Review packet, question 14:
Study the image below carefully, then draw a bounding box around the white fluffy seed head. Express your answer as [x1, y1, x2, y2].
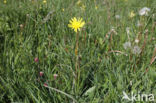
[139, 7, 150, 16]
[132, 46, 141, 55]
[123, 42, 131, 50]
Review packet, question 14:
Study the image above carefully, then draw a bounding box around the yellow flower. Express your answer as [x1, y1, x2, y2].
[76, 0, 82, 6]
[129, 11, 135, 18]
[68, 17, 85, 33]
[4, 0, 7, 4]
[43, 0, 46, 3]
[62, 8, 64, 12]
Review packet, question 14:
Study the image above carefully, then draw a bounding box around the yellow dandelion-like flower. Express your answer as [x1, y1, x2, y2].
[129, 11, 135, 18]
[68, 17, 85, 33]
[62, 8, 64, 12]
[43, 0, 47, 3]
[4, 0, 7, 4]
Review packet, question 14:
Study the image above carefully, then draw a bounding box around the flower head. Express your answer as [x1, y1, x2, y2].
[34, 57, 39, 62]
[123, 42, 131, 50]
[53, 74, 58, 80]
[129, 11, 135, 18]
[126, 27, 130, 34]
[135, 39, 139, 43]
[44, 83, 48, 87]
[115, 15, 121, 19]
[62, 8, 64, 12]
[4, 0, 7, 4]
[132, 46, 141, 55]
[139, 7, 150, 16]
[76, 0, 82, 6]
[39, 72, 44, 77]
[43, 0, 47, 3]
[68, 17, 85, 33]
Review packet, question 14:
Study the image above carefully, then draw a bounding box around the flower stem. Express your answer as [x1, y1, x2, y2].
[75, 32, 79, 79]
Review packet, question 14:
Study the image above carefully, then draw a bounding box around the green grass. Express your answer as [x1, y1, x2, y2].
[0, 0, 156, 103]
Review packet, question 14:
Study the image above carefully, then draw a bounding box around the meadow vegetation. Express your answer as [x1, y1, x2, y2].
[0, 0, 156, 102]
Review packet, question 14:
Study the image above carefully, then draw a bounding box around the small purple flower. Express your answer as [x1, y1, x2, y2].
[39, 72, 44, 77]
[44, 83, 48, 87]
[34, 57, 39, 62]
[53, 74, 58, 80]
